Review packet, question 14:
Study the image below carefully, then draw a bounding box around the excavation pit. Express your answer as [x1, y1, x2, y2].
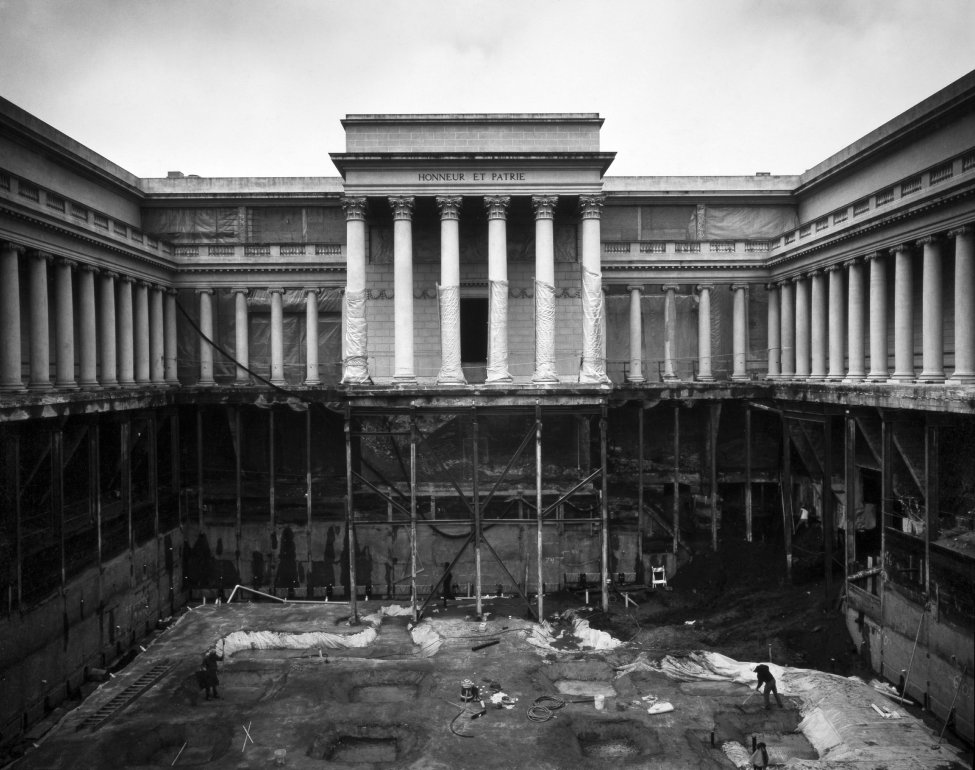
[309, 661, 434, 704]
[571, 720, 662, 762]
[554, 679, 617, 698]
[111, 722, 232, 767]
[713, 709, 818, 764]
[309, 724, 422, 764]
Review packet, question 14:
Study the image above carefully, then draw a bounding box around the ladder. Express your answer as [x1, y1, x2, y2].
[76, 663, 175, 731]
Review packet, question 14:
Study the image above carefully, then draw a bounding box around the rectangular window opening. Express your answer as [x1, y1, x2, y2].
[460, 297, 488, 384]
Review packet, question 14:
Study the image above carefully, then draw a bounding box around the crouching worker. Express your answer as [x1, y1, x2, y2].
[200, 643, 224, 700]
[753, 663, 783, 710]
[750, 740, 769, 769]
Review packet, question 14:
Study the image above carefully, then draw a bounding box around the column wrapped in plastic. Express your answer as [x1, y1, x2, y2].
[486, 279, 510, 382]
[534, 278, 557, 381]
[580, 267, 607, 382]
[342, 288, 370, 383]
[437, 283, 465, 384]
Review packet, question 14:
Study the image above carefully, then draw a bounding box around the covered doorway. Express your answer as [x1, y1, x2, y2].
[460, 297, 488, 384]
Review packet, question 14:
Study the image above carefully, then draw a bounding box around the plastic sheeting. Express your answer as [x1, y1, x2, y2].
[248, 207, 345, 243]
[533, 279, 557, 380]
[436, 284, 465, 383]
[343, 288, 370, 384]
[641, 205, 698, 241]
[703, 205, 797, 241]
[141, 207, 238, 243]
[486, 280, 509, 382]
[579, 267, 607, 383]
[220, 625, 378, 656]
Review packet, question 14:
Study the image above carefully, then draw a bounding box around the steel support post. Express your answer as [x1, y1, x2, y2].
[196, 408, 203, 529]
[844, 412, 856, 594]
[782, 416, 793, 582]
[306, 408, 313, 596]
[881, 413, 892, 675]
[536, 404, 543, 619]
[672, 405, 680, 555]
[472, 408, 482, 618]
[745, 407, 753, 542]
[269, 409, 275, 530]
[53, 425, 65, 587]
[122, 417, 132, 553]
[149, 414, 158, 538]
[410, 409, 418, 623]
[637, 403, 645, 578]
[345, 408, 357, 623]
[235, 407, 242, 578]
[823, 417, 834, 599]
[709, 404, 719, 552]
[924, 418, 938, 597]
[600, 406, 609, 613]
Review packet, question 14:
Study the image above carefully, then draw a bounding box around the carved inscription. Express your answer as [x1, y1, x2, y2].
[417, 171, 527, 182]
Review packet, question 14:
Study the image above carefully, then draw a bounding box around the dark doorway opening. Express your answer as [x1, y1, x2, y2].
[461, 297, 488, 383]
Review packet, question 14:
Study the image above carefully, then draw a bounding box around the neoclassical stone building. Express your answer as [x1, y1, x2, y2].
[1, 71, 973, 745]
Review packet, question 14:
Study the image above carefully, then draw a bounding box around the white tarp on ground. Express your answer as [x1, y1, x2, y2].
[220, 625, 378, 656]
[525, 612, 623, 652]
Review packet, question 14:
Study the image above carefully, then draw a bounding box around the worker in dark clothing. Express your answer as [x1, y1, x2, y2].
[753, 664, 783, 709]
[750, 740, 769, 768]
[441, 562, 454, 606]
[201, 643, 224, 700]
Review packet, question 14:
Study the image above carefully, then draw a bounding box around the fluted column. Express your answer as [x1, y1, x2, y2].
[765, 283, 780, 379]
[918, 236, 944, 382]
[390, 196, 416, 384]
[579, 194, 608, 384]
[436, 196, 465, 385]
[232, 287, 250, 384]
[731, 282, 748, 381]
[889, 244, 915, 382]
[696, 284, 714, 382]
[662, 284, 679, 381]
[269, 287, 286, 386]
[844, 258, 866, 382]
[826, 265, 845, 381]
[626, 285, 645, 383]
[484, 195, 512, 383]
[532, 195, 558, 383]
[305, 287, 321, 385]
[196, 288, 215, 386]
[53, 258, 78, 388]
[117, 276, 135, 386]
[809, 269, 827, 380]
[949, 226, 975, 383]
[866, 252, 888, 381]
[164, 289, 179, 386]
[149, 286, 165, 386]
[28, 252, 52, 390]
[341, 196, 371, 384]
[794, 275, 811, 378]
[77, 265, 98, 388]
[779, 280, 795, 378]
[99, 271, 118, 387]
[0, 243, 24, 390]
[133, 280, 150, 386]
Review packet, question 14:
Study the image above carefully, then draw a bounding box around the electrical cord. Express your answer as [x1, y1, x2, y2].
[526, 694, 566, 722]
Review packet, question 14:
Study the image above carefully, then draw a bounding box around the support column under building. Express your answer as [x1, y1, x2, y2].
[949, 226, 975, 383]
[918, 236, 944, 382]
[662, 284, 679, 381]
[486, 196, 512, 383]
[844, 257, 866, 382]
[342, 196, 371, 384]
[77, 264, 99, 388]
[627, 285, 646, 382]
[579, 195, 608, 384]
[889, 243, 915, 382]
[731, 282, 748, 380]
[695, 284, 714, 381]
[196, 288, 215, 386]
[0, 243, 24, 390]
[827, 265, 845, 380]
[766, 283, 780, 379]
[794, 274, 811, 379]
[779, 280, 795, 378]
[54, 258, 77, 389]
[390, 196, 416, 385]
[532, 196, 558, 383]
[305, 287, 321, 385]
[232, 288, 250, 384]
[99, 271, 118, 387]
[436, 196, 465, 384]
[269, 287, 286, 386]
[866, 252, 888, 381]
[28, 252, 52, 390]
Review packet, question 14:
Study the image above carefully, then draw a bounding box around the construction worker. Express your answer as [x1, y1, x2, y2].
[753, 664, 783, 709]
[201, 642, 224, 700]
[750, 741, 769, 768]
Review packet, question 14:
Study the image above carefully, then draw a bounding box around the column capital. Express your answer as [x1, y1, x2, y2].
[765, 282, 779, 292]
[661, 283, 680, 293]
[103, 270, 120, 280]
[579, 194, 605, 220]
[530, 195, 557, 220]
[730, 282, 749, 292]
[695, 283, 714, 293]
[303, 286, 320, 295]
[915, 234, 942, 248]
[790, 275, 803, 284]
[119, 274, 136, 284]
[194, 286, 213, 295]
[0, 241, 25, 255]
[388, 196, 415, 220]
[268, 286, 285, 295]
[825, 264, 842, 274]
[486, 195, 512, 220]
[137, 279, 152, 289]
[340, 196, 368, 222]
[626, 284, 644, 293]
[230, 286, 249, 296]
[843, 256, 861, 267]
[948, 224, 974, 238]
[889, 242, 913, 255]
[56, 257, 78, 269]
[436, 196, 463, 220]
[31, 250, 53, 264]
[165, 287, 178, 296]
[79, 262, 99, 273]
[863, 250, 884, 262]
[807, 268, 823, 278]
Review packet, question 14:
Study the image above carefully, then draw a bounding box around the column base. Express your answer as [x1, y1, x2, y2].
[165, 379, 180, 387]
[578, 373, 611, 385]
[531, 374, 560, 384]
[917, 371, 945, 383]
[695, 375, 716, 383]
[392, 375, 417, 387]
[269, 378, 287, 387]
[28, 382, 53, 391]
[79, 380, 101, 390]
[663, 374, 680, 382]
[946, 372, 975, 384]
[304, 379, 322, 386]
[806, 374, 827, 381]
[55, 380, 79, 389]
[625, 376, 647, 384]
[886, 373, 915, 383]
[485, 375, 513, 385]
[0, 383, 26, 392]
[866, 372, 888, 382]
[842, 373, 866, 383]
[730, 373, 750, 382]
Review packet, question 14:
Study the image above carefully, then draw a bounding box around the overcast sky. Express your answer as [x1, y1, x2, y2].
[1, 0, 972, 179]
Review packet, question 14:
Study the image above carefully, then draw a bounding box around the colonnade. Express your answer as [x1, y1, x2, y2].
[340, 194, 609, 386]
[765, 225, 975, 384]
[0, 242, 179, 391]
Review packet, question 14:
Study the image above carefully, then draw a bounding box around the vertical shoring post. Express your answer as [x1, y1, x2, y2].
[672, 404, 680, 556]
[924, 417, 937, 597]
[345, 406, 357, 623]
[235, 407, 242, 579]
[881, 413, 892, 675]
[306, 407, 313, 596]
[845, 411, 856, 596]
[13, 430, 22, 609]
[600, 405, 609, 613]
[171, 412, 181, 526]
[745, 407, 753, 543]
[535, 402, 543, 619]
[53, 423, 64, 588]
[94, 423, 102, 589]
[149, 414, 158, 538]
[196, 408, 203, 529]
[122, 417, 132, 554]
[473, 406, 482, 618]
[637, 403, 645, 576]
[269, 409, 275, 531]
[823, 415, 834, 600]
[782, 415, 793, 582]
[709, 404, 719, 552]
[87, 421, 97, 574]
[410, 406, 418, 623]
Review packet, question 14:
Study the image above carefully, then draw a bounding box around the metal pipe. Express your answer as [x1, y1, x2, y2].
[345, 408, 358, 623]
[410, 408, 418, 623]
[473, 408, 482, 618]
[536, 403, 543, 619]
[673, 405, 680, 556]
[637, 403, 645, 576]
[782, 415, 793, 582]
[600, 406, 609, 613]
[745, 407, 753, 543]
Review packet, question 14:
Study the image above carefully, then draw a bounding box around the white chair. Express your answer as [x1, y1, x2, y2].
[650, 566, 667, 588]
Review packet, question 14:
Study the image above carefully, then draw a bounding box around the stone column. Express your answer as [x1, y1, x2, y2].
[889, 244, 915, 382]
[269, 287, 286, 386]
[28, 252, 52, 390]
[779, 280, 795, 378]
[0, 243, 24, 390]
[696, 284, 714, 382]
[99, 271, 118, 387]
[305, 287, 321, 385]
[196, 288, 215, 386]
[662, 284, 680, 381]
[164, 289, 179, 386]
[117, 276, 135, 386]
[53, 258, 78, 389]
[579, 194, 608, 383]
[731, 282, 748, 381]
[232, 287, 250, 384]
[341, 197, 371, 384]
[626, 285, 646, 383]
[133, 280, 150, 386]
[484, 195, 512, 383]
[436, 196, 465, 384]
[390, 196, 416, 385]
[794, 275, 811, 378]
[866, 252, 888, 381]
[766, 283, 780, 379]
[826, 265, 845, 380]
[532, 196, 558, 383]
[77, 265, 99, 388]
[810, 269, 827, 380]
[918, 236, 944, 383]
[949, 226, 975, 383]
[149, 286, 165, 386]
[844, 258, 866, 382]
